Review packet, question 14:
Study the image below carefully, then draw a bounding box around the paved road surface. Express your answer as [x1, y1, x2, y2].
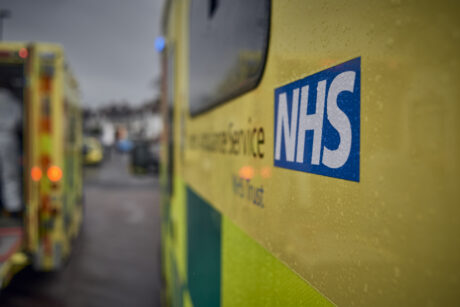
[0, 153, 161, 307]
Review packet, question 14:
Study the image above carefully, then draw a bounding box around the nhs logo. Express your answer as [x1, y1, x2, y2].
[274, 58, 360, 182]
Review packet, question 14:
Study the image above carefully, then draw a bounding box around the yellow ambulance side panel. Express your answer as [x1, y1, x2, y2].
[179, 0, 460, 305]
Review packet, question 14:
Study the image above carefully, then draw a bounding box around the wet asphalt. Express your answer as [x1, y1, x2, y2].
[0, 152, 162, 307]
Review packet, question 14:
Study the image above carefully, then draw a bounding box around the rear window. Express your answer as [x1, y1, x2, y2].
[0, 62, 25, 102]
[188, 0, 270, 115]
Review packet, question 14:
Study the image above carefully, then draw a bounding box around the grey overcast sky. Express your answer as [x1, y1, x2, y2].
[1, 0, 165, 107]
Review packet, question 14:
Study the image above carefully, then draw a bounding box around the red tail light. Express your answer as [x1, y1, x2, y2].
[18, 48, 28, 59]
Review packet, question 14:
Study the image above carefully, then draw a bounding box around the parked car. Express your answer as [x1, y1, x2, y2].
[130, 141, 159, 174]
[82, 137, 103, 165]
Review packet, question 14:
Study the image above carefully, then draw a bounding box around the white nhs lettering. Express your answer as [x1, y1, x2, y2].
[275, 71, 356, 169]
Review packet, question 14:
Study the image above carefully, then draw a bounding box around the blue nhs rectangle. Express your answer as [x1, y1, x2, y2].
[274, 58, 360, 182]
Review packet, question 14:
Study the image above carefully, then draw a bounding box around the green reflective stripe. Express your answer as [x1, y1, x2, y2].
[39, 134, 51, 154]
[162, 177, 188, 307]
[222, 217, 334, 307]
[186, 187, 221, 307]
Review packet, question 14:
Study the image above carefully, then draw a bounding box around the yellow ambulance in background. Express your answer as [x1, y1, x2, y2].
[0, 42, 83, 287]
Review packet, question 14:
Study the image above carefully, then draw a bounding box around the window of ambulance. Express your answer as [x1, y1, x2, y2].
[188, 0, 270, 115]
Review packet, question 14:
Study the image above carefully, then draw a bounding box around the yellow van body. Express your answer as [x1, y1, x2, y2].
[83, 137, 103, 165]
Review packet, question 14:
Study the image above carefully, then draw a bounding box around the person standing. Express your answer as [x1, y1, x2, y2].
[101, 120, 115, 160]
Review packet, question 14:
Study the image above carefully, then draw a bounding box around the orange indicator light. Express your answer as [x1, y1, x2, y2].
[47, 166, 62, 182]
[31, 166, 42, 181]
